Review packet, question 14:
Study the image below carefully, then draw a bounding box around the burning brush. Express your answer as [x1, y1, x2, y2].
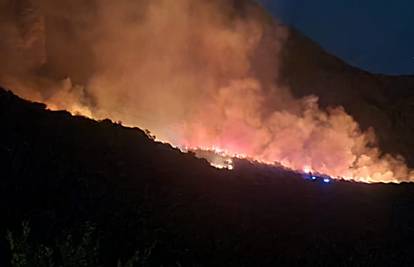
[189, 148, 235, 170]
[0, 0, 412, 184]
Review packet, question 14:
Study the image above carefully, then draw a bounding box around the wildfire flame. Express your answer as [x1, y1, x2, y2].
[0, 0, 413, 183]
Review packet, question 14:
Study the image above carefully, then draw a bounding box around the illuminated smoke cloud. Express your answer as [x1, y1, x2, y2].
[0, 0, 412, 183]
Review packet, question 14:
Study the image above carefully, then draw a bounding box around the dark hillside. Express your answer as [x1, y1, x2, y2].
[279, 28, 414, 165]
[1, 88, 414, 266]
[221, 0, 414, 166]
[2, 0, 413, 166]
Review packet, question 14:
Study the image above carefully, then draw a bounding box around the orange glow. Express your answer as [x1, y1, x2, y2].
[0, 0, 412, 184]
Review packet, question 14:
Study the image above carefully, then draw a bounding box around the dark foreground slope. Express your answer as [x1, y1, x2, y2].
[1, 88, 414, 266]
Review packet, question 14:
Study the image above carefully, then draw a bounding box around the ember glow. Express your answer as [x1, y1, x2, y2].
[191, 148, 235, 170]
[0, 0, 413, 183]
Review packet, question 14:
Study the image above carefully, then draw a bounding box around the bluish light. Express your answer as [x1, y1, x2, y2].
[323, 178, 331, 183]
[311, 176, 317, 180]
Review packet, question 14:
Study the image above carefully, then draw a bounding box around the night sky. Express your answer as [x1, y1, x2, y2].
[257, 0, 414, 75]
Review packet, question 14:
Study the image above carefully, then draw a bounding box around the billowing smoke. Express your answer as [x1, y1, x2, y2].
[0, 0, 413, 183]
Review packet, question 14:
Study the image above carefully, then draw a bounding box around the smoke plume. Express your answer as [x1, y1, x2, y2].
[0, 0, 413, 183]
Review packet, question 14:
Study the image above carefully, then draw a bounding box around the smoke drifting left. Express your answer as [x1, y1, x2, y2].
[1, 0, 413, 183]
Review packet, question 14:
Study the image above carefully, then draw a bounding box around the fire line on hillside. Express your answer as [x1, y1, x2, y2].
[0, 0, 413, 184]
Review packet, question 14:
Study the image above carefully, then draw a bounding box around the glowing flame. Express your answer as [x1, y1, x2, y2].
[0, 0, 413, 184]
[22, 84, 414, 184]
[303, 166, 312, 174]
[191, 148, 235, 170]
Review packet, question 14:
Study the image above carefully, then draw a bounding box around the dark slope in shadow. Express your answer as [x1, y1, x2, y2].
[279, 27, 414, 166]
[2, 0, 413, 166]
[241, 0, 414, 165]
[1, 88, 414, 266]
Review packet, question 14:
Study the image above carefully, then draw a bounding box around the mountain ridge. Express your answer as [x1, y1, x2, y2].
[1, 86, 414, 266]
[278, 26, 414, 166]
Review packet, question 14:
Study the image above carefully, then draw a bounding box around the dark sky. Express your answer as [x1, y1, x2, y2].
[257, 0, 414, 75]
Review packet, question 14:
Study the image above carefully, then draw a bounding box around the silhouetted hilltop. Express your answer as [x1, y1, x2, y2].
[1, 3, 414, 266]
[279, 27, 414, 165]
[2, 0, 413, 167]
[239, 1, 414, 160]
[233, 0, 414, 167]
[1, 88, 414, 266]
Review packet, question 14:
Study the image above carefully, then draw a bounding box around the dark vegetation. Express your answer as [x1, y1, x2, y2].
[2, 3, 414, 265]
[1, 87, 414, 266]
